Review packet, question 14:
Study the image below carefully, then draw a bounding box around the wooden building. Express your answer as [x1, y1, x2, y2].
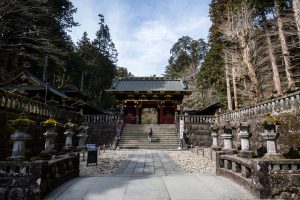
[107, 77, 192, 124]
[1, 71, 102, 115]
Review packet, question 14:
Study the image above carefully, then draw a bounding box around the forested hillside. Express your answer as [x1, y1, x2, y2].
[0, 0, 119, 109]
[166, 0, 300, 111]
[204, 0, 300, 110]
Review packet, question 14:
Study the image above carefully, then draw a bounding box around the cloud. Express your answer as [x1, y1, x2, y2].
[69, 0, 211, 76]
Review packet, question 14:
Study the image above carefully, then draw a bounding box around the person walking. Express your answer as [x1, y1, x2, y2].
[147, 128, 153, 143]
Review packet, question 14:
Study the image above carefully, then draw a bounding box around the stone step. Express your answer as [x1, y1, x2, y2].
[120, 135, 178, 138]
[119, 124, 178, 149]
[118, 140, 179, 143]
[118, 145, 179, 149]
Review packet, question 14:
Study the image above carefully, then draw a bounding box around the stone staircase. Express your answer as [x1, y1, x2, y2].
[118, 124, 180, 149]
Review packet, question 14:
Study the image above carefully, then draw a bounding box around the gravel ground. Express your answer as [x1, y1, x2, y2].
[80, 150, 129, 176]
[80, 148, 216, 176]
[167, 148, 216, 174]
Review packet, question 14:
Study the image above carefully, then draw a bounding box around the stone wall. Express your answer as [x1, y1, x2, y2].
[185, 124, 212, 147]
[86, 123, 116, 147]
[216, 112, 300, 157]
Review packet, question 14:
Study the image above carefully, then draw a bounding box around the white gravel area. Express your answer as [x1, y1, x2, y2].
[80, 150, 129, 176]
[167, 148, 216, 174]
[79, 148, 216, 176]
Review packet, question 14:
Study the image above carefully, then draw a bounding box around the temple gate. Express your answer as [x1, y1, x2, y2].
[107, 77, 191, 124]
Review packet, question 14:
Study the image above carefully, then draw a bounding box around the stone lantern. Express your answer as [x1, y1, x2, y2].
[41, 117, 61, 153]
[43, 127, 58, 151]
[77, 125, 89, 150]
[210, 124, 221, 151]
[63, 119, 77, 150]
[77, 125, 89, 161]
[8, 116, 35, 160]
[260, 120, 282, 158]
[221, 121, 237, 154]
[237, 122, 254, 158]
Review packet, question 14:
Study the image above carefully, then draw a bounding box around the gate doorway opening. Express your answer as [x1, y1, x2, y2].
[141, 108, 158, 124]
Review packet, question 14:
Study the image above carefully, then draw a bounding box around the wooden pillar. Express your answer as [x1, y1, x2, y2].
[159, 104, 164, 124]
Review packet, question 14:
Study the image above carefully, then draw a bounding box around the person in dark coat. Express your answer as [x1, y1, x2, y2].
[147, 128, 153, 143]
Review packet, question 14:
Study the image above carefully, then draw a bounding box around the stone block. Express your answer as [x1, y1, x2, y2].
[224, 160, 232, 170]
[291, 165, 298, 171]
[272, 164, 280, 171]
[8, 188, 24, 200]
[0, 188, 8, 200]
[282, 164, 289, 171]
[232, 162, 241, 173]
[241, 165, 251, 178]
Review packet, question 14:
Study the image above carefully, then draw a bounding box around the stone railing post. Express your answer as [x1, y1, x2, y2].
[237, 122, 254, 158]
[260, 121, 282, 158]
[221, 122, 237, 154]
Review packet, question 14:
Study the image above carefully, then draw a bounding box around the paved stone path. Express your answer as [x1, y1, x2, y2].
[45, 150, 254, 200]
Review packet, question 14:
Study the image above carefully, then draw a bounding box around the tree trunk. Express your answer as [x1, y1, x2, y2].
[262, 13, 283, 95]
[240, 37, 261, 101]
[293, 0, 300, 43]
[224, 53, 233, 111]
[42, 55, 48, 82]
[80, 70, 84, 92]
[275, 0, 296, 90]
[232, 66, 238, 110]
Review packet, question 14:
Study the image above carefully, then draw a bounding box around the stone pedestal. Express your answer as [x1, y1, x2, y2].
[221, 122, 237, 154]
[237, 122, 254, 158]
[10, 130, 30, 159]
[260, 122, 282, 158]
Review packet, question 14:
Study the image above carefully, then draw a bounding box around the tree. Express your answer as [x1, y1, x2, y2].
[0, 0, 78, 83]
[220, 1, 262, 101]
[274, 0, 296, 89]
[76, 32, 116, 108]
[116, 67, 129, 77]
[165, 36, 208, 78]
[224, 50, 233, 111]
[293, 0, 300, 41]
[261, 9, 283, 95]
[93, 14, 118, 64]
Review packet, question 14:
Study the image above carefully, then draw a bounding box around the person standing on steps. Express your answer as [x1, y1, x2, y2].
[148, 128, 153, 143]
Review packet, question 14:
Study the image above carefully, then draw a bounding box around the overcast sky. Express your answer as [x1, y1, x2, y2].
[69, 0, 211, 76]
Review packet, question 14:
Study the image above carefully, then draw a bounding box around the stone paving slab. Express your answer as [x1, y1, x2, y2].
[45, 150, 255, 200]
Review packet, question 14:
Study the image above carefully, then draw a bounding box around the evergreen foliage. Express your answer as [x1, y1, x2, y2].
[0, 1, 119, 109]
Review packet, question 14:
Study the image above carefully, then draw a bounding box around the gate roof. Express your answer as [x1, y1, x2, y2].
[107, 77, 192, 94]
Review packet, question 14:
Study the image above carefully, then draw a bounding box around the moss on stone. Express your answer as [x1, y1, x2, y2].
[41, 118, 61, 127]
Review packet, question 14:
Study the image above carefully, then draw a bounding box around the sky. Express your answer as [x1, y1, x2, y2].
[69, 0, 211, 76]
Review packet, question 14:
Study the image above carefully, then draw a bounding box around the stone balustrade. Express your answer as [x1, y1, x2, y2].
[45, 154, 79, 193]
[83, 114, 119, 124]
[0, 161, 30, 174]
[268, 159, 300, 173]
[0, 89, 81, 122]
[217, 154, 300, 198]
[0, 154, 79, 199]
[175, 115, 215, 124]
[218, 91, 300, 123]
